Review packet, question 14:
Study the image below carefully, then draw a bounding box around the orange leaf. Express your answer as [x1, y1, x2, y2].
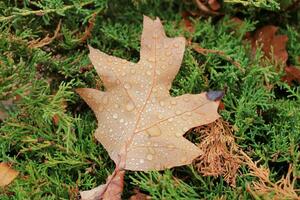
[282, 65, 300, 85]
[129, 189, 151, 200]
[251, 25, 288, 64]
[208, 0, 221, 11]
[0, 163, 19, 187]
[77, 16, 220, 199]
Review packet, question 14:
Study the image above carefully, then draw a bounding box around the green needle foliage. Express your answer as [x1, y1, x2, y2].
[0, 0, 299, 199]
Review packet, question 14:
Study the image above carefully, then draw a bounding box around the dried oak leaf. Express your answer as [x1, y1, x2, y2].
[77, 16, 220, 199]
[251, 25, 288, 64]
[0, 163, 19, 187]
[77, 16, 220, 171]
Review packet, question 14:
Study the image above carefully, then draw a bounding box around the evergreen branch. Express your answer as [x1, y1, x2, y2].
[0, 0, 94, 22]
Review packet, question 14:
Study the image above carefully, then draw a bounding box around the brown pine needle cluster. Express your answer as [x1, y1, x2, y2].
[193, 118, 241, 187]
[241, 151, 300, 200]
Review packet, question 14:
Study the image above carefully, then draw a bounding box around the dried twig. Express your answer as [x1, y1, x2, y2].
[79, 12, 98, 43]
[28, 20, 61, 48]
[192, 43, 245, 73]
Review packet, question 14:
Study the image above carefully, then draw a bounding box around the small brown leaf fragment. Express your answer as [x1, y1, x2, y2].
[52, 114, 60, 126]
[0, 163, 19, 187]
[282, 65, 300, 85]
[208, 0, 221, 11]
[227, 17, 251, 39]
[80, 169, 125, 200]
[251, 25, 288, 64]
[181, 11, 195, 34]
[129, 189, 151, 200]
[0, 98, 14, 121]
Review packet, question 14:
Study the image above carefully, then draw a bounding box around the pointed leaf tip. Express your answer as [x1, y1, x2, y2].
[206, 90, 224, 101]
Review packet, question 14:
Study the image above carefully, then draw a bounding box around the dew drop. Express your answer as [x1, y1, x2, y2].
[146, 154, 153, 161]
[170, 100, 177, 105]
[102, 96, 109, 104]
[124, 83, 131, 89]
[175, 132, 181, 137]
[152, 34, 158, 39]
[107, 57, 113, 63]
[158, 114, 164, 119]
[146, 126, 161, 137]
[183, 96, 189, 102]
[173, 43, 179, 48]
[98, 105, 104, 112]
[159, 101, 165, 106]
[147, 58, 155, 62]
[187, 112, 192, 116]
[168, 118, 173, 122]
[109, 129, 113, 132]
[146, 71, 152, 76]
[182, 115, 188, 120]
[130, 69, 136, 74]
[175, 110, 181, 115]
[126, 102, 135, 111]
[121, 72, 126, 76]
[168, 144, 175, 149]
[161, 65, 166, 69]
[113, 114, 118, 119]
[166, 52, 172, 56]
[148, 147, 155, 154]
[182, 127, 189, 132]
[119, 118, 124, 123]
[114, 104, 120, 109]
[181, 157, 187, 162]
[139, 159, 145, 164]
[152, 88, 157, 92]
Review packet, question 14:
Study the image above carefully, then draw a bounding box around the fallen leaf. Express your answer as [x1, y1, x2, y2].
[129, 189, 151, 200]
[80, 170, 125, 200]
[281, 65, 300, 85]
[77, 16, 220, 199]
[251, 25, 288, 64]
[181, 11, 195, 34]
[0, 163, 19, 187]
[208, 0, 221, 11]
